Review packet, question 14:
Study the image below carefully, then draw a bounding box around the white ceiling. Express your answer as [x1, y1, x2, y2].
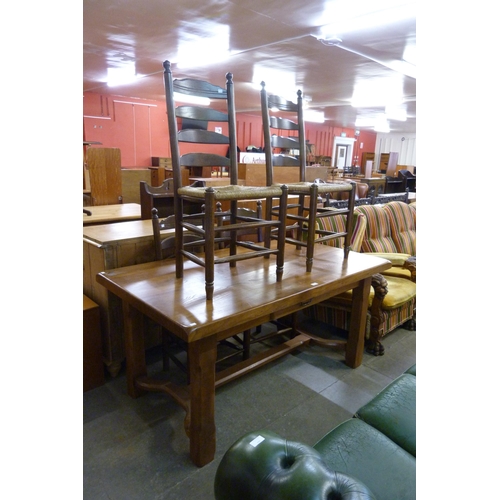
[83, 0, 416, 134]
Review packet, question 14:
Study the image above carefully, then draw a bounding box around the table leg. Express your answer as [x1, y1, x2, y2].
[345, 277, 371, 368]
[188, 335, 218, 467]
[122, 301, 147, 398]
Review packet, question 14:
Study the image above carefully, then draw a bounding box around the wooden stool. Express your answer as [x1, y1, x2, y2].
[83, 295, 105, 392]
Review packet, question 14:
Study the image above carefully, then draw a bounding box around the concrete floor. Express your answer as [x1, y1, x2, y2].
[83, 322, 416, 500]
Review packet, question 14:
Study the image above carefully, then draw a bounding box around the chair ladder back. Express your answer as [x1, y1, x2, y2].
[261, 82, 306, 184]
[164, 61, 289, 299]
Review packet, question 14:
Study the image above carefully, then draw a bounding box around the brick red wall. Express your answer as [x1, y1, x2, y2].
[84, 92, 377, 167]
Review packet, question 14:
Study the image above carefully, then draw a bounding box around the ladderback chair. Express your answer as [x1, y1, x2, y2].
[260, 81, 356, 272]
[164, 60, 289, 300]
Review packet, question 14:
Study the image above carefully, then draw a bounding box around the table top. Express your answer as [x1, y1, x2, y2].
[83, 219, 175, 246]
[97, 244, 391, 343]
[83, 203, 141, 225]
[189, 177, 231, 186]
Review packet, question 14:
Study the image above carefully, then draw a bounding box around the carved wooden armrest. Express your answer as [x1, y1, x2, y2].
[403, 256, 416, 282]
[366, 273, 388, 357]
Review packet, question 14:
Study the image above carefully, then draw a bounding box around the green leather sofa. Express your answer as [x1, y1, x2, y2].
[214, 365, 416, 500]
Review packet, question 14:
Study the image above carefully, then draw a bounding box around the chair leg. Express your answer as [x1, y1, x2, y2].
[305, 185, 319, 272]
[174, 197, 184, 279]
[243, 330, 251, 360]
[343, 182, 356, 259]
[204, 189, 216, 300]
[162, 329, 170, 372]
[276, 186, 288, 281]
[296, 194, 306, 251]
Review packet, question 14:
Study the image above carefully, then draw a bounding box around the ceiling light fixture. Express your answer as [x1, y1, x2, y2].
[303, 110, 325, 123]
[312, 1, 416, 79]
[175, 22, 231, 69]
[173, 92, 210, 106]
[374, 117, 391, 133]
[106, 66, 138, 87]
[385, 104, 407, 121]
[317, 0, 416, 38]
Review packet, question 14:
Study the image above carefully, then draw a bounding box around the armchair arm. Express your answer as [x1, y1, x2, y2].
[367, 253, 416, 282]
[214, 430, 376, 500]
[365, 252, 411, 267]
[367, 265, 416, 356]
[366, 274, 388, 356]
[403, 256, 416, 282]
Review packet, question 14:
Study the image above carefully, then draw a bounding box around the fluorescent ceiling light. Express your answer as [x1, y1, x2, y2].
[385, 104, 407, 121]
[355, 117, 376, 128]
[253, 66, 297, 102]
[303, 110, 325, 123]
[403, 42, 416, 65]
[176, 22, 230, 69]
[374, 117, 391, 133]
[318, 0, 416, 38]
[106, 65, 137, 86]
[351, 77, 404, 108]
[173, 92, 210, 106]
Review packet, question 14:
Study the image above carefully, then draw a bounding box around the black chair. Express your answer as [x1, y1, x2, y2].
[260, 81, 356, 271]
[398, 170, 416, 192]
[371, 190, 409, 205]
[164, 61, 289, 300]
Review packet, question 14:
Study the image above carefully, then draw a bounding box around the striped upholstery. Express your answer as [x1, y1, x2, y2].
[356, 205, 398, 253]
[304, 202, 417, 346]
[384, 202, 416, 256]
[409, 202, 416, 225]
[305, 275, 416, 340]
[306, 299, 415, 341]
[314, 211, 367, 253]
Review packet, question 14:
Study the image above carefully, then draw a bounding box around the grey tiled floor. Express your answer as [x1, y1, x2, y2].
[83, 324, 416, 500]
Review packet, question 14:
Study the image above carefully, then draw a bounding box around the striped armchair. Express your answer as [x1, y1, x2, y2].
[305, 201, 416, 355]
[312, 209, 367, 253]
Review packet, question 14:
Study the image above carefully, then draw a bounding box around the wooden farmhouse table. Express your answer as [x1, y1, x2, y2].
[96, 244, 391, 467]
[83, 203, 141, 225]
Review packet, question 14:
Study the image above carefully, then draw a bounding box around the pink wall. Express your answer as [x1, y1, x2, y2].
[83, 91, 376, 168]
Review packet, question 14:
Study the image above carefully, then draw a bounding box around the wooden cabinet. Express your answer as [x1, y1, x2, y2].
[361, 177, 385, 196]
[361, 152, 375, 175]
[83, 220, 176, 376]
[238, 163, 300, 185]
[379, 152, 399, 176]
[151, 156, 172, 168]
[86, 147, 123, 205]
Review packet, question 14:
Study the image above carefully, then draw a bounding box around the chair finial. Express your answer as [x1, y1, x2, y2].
[163, 60, 171, 71]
